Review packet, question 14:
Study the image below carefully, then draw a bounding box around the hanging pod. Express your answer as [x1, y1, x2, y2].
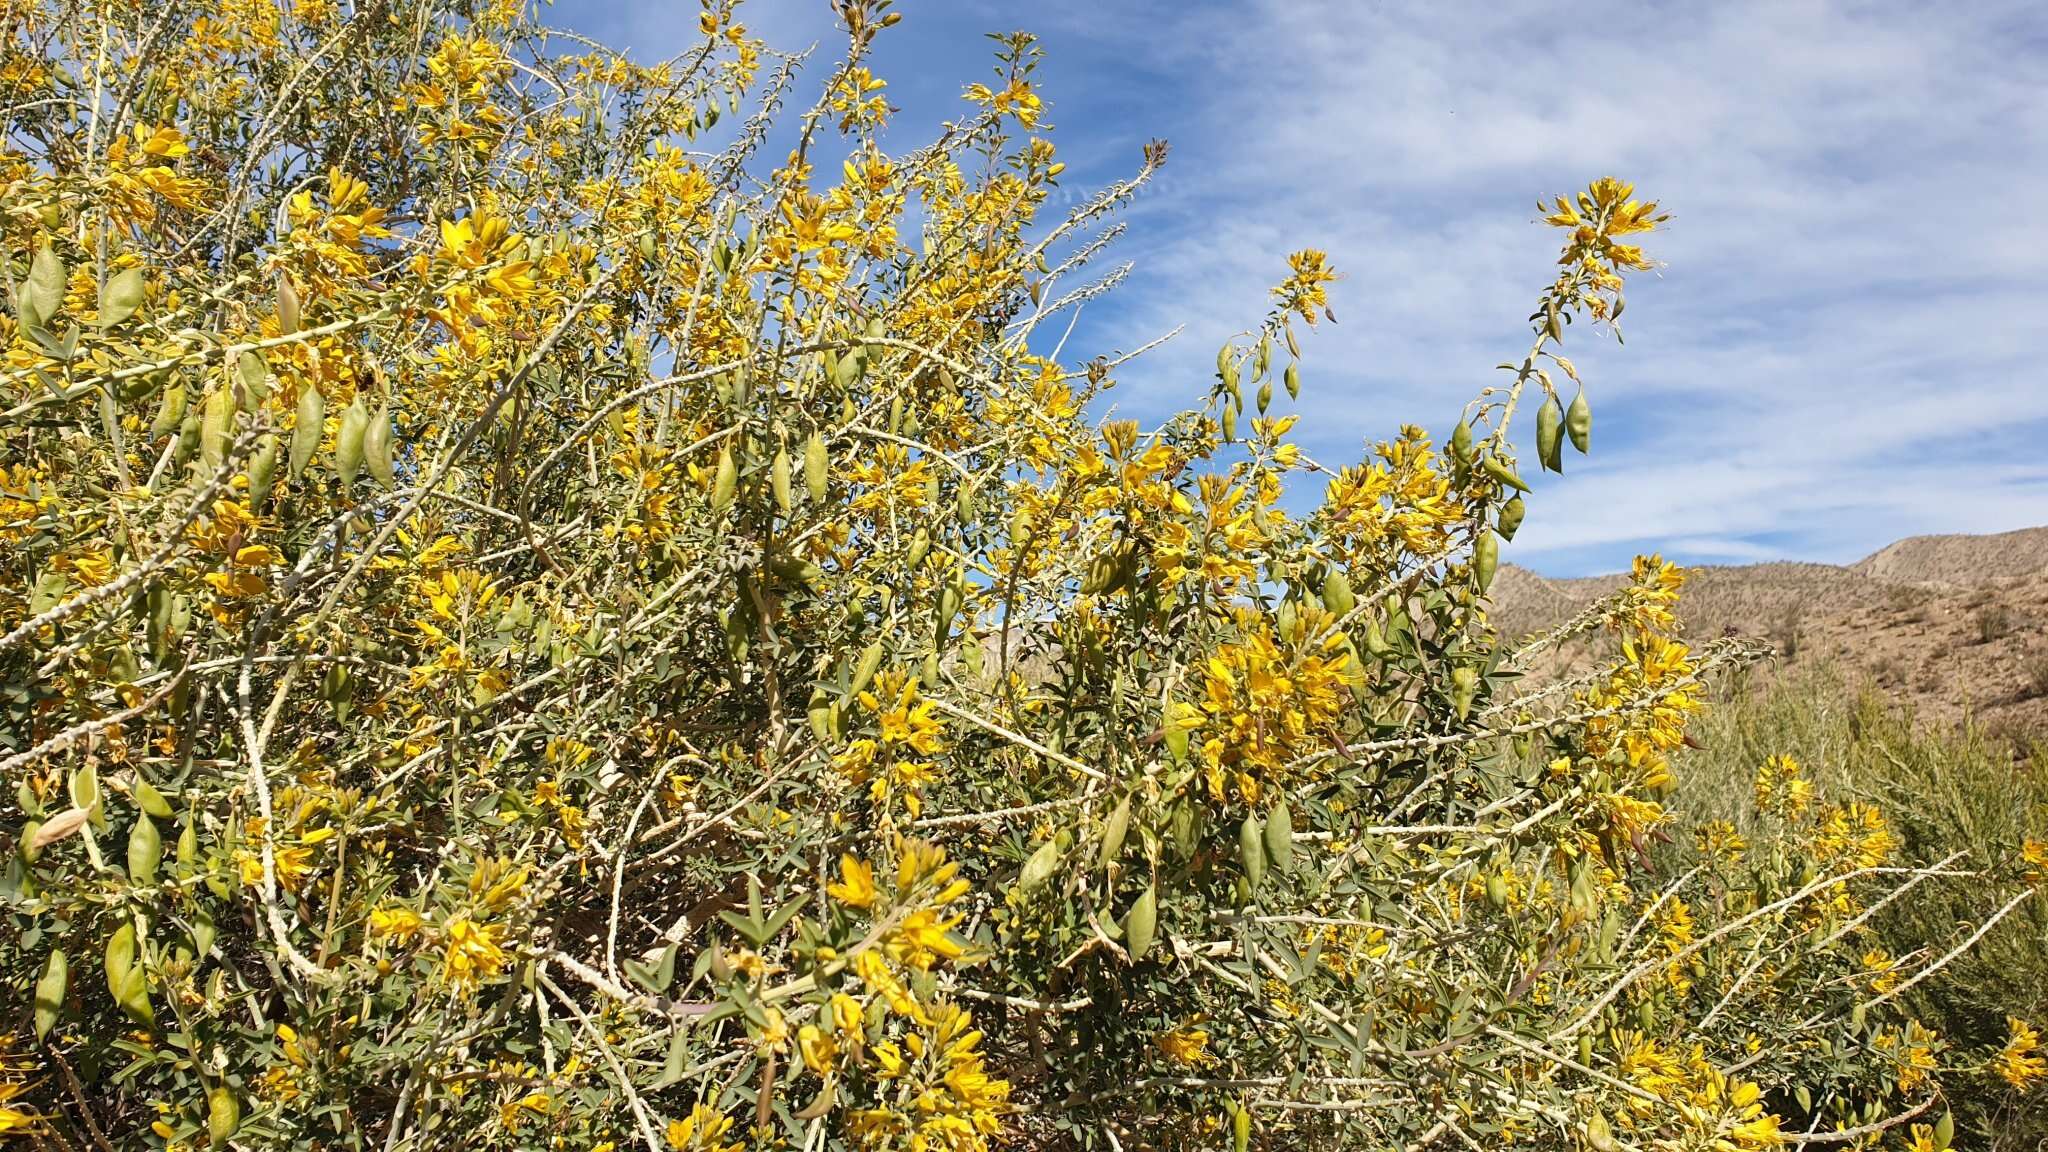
[98, 266, 146, 327]
[364, 404, 395, 488]
[1496, 495, 1526, 541]
[711, 447, 737, 513]
[199, 385, 236, 472]
[247, 434, 279, 508]
[1449, 418, 1473, 462]
[804, 431, 828, 503]
[1264, 800, 1294, 872]
[18, 242, 64, 331]
[1480, 454, 1529, 493]
[1536, 395, 1564, 473]
[771, 443, 792, 515]
[1018, 839, 1062, 893]
[149, 384, 188, 439]
[335, 396, 369, 487]
[1122, 883, 1158, 960]
[1566, 387, 1592, 453]
[1473, 530, 1499, 593]
[1321, 569, 1356, 618]
[289, 385, 325, 479]
[1099, 797, 1130, 871]
[34, 950, 67, 1040]
[1239, 814, 1266, 888]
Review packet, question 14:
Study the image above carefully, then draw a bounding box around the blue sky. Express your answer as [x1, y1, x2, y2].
[553, 0, 2048, 577]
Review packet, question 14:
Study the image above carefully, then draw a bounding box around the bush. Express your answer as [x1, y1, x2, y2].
[1677, 663, 2048, 1148]
[3, 3, 2042, 1150]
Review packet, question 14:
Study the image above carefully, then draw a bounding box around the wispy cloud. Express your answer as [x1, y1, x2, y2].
[553, 0, 2048, 575]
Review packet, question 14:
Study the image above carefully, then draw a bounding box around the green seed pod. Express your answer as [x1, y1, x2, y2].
[199, 385, 236, 471]
[1239, 814, 1266, 889]
[133, 779, 174, 819]
[1537, 396, 1564, 473]
[1264, 800, 1294, 871]
[771, 444, 792, 515]
[1321, 569, 1356, 617]
[276, 273, 301, 336]
[1256, 380, 1272, 415]
[1473, 530, 1499, 593]
[955, 482, 975, 527]
[1233, 1102, 1252, 1152]
[1283, 360, 1300, 400]
[290, 386, 324, 479]
[805, 431, 828, 503]
[906, 527, 930, 568]
[335, 396, 369, 487]
[852, 642, 884, 696]
[34, 949, 67, 1040]
[1497, 495, 1526, 541]
[1220, 404, 1236, 441]
[20, 242, 64, 331]
[1480, 454, 1530, 493]
[236, 350, 269, 409]
[887, 394, 904, 435]
[1363, 618, 1390, 657]
[98, 266, 146, 327]
[104, 920, 136, 1000]
[1123, 883, 1158, 960]
[177, 814, 197, 868]
[1584, 1110, 1620, 1152]
[1099, 797, 1130, 870]
[247, 433, 279, 507]
[1566, 387, 1591, 453]
[364, 405, 394, 488]
[207, 1086, 242, 1150]
[1933, 1111, 1953, 1151]
[1449, 418, 1473, 462]
[1485, 873, 1509, 909]
[1019, 839, 1061, 893]
[150, 384, 188, 439]
[127, 815, 162, 885]
[1165, 722, 1190, 763]
[1450, 665, 1479, 721]
[711, 447, 736, 513]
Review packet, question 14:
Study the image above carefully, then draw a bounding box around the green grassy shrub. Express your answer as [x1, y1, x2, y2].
[1676, 663, 2048, 1148]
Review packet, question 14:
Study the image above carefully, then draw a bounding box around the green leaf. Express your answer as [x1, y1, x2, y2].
[34, 949, 67, 1040]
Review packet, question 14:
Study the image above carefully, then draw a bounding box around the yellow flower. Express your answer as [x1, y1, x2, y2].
[828, 854, 878, 909]
[2023, 838, 2048, 887]
[665, 1102, 742, 1152]
[368, 906, 425, 942]
[1155, 1025, 1211, 1067]
[1996, 1016, 2046, 1090]
[798, 1024, 838, 1074]
[0, 1083, 37, 1135]
[1272, 249, 1339, 325]
[440, 917, 510, 993]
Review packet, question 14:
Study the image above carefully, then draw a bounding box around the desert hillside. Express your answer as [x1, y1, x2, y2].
[1492, 526, 2048, 735]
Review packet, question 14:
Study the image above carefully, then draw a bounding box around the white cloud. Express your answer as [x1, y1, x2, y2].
[1049, 0, 2048, 574]
[556, 0, 2048, 575]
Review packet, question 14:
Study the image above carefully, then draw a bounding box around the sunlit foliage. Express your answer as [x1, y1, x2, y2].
[3, 2, 2042, 1150]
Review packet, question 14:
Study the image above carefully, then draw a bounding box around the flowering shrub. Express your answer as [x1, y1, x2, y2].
[3, 2, 2042, 1149]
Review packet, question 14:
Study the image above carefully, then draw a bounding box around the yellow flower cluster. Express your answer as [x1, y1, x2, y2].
[1196, 611, 1354, 805]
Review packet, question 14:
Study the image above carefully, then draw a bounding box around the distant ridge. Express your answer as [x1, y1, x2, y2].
[1491, 526, 2048, 735]
[1850, 525, 2048, 585]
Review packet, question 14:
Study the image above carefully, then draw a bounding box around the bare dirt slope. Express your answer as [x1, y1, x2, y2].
[1491, 528, 2048, 736]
